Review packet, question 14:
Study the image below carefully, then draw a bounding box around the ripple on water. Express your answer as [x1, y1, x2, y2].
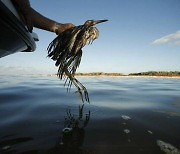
[0, 76, 180, 153]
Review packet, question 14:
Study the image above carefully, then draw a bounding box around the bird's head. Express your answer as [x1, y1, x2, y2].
[84, 19, 108, 26]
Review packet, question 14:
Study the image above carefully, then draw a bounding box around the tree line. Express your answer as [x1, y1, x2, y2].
[129, 71, 180, 76]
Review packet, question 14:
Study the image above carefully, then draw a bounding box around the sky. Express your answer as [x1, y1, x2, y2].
[0, 0, 180, 75]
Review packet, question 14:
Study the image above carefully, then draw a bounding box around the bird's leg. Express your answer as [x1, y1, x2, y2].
[64, 69, 90, 103]
[73, 78, 90, 102]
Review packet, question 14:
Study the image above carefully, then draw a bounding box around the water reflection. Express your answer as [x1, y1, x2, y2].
[49, 104, 90, 153]
[0, 76, 180, 153]
[0, 104, 91, 154]
[0, 136, 34, 153]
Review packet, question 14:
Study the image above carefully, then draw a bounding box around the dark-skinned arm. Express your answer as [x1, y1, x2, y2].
[13, 0, 74, 34]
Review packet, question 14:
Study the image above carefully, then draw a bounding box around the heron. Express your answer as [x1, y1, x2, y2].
[47, 19, 108, 102]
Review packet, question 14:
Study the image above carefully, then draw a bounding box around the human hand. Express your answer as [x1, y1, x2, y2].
[56, 23, 75, 34]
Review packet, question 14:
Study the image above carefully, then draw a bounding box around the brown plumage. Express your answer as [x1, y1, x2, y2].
[47, 19, 108, 102]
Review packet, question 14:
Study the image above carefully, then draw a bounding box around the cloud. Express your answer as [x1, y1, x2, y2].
[152, 30, 180, 45]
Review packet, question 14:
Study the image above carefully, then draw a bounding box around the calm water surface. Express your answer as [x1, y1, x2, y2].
[0, 76, 180, 154]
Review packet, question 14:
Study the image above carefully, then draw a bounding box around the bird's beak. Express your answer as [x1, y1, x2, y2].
[94, 19, 108, 25]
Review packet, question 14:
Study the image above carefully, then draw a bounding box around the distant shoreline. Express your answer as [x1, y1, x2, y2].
[74, 75, 180, 78]
[73, 72, 180, 78]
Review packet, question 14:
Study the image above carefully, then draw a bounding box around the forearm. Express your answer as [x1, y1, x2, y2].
[29, 7, 57, 33]
[13, 0, 57, 32]
[13, 0, 31, 15]
[13, 0, 74, 34]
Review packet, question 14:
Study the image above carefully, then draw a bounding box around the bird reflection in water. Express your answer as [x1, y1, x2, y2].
[49, 104, 91, 154]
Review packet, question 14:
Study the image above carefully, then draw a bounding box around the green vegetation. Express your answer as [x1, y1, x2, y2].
[74, 71, 180, 77]
[129, 71, 180, 76]
[75, 72, 124, 76]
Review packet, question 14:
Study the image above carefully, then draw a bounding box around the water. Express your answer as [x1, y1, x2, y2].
[0, 76, 180, 154]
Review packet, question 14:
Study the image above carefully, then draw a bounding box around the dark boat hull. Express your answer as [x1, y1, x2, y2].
[0, 0, 36, 58]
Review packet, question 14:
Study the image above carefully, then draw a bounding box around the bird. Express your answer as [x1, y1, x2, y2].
[47, 19, 108, 102]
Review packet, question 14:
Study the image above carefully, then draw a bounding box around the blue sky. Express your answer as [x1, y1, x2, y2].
[1, 0, 180, 75]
